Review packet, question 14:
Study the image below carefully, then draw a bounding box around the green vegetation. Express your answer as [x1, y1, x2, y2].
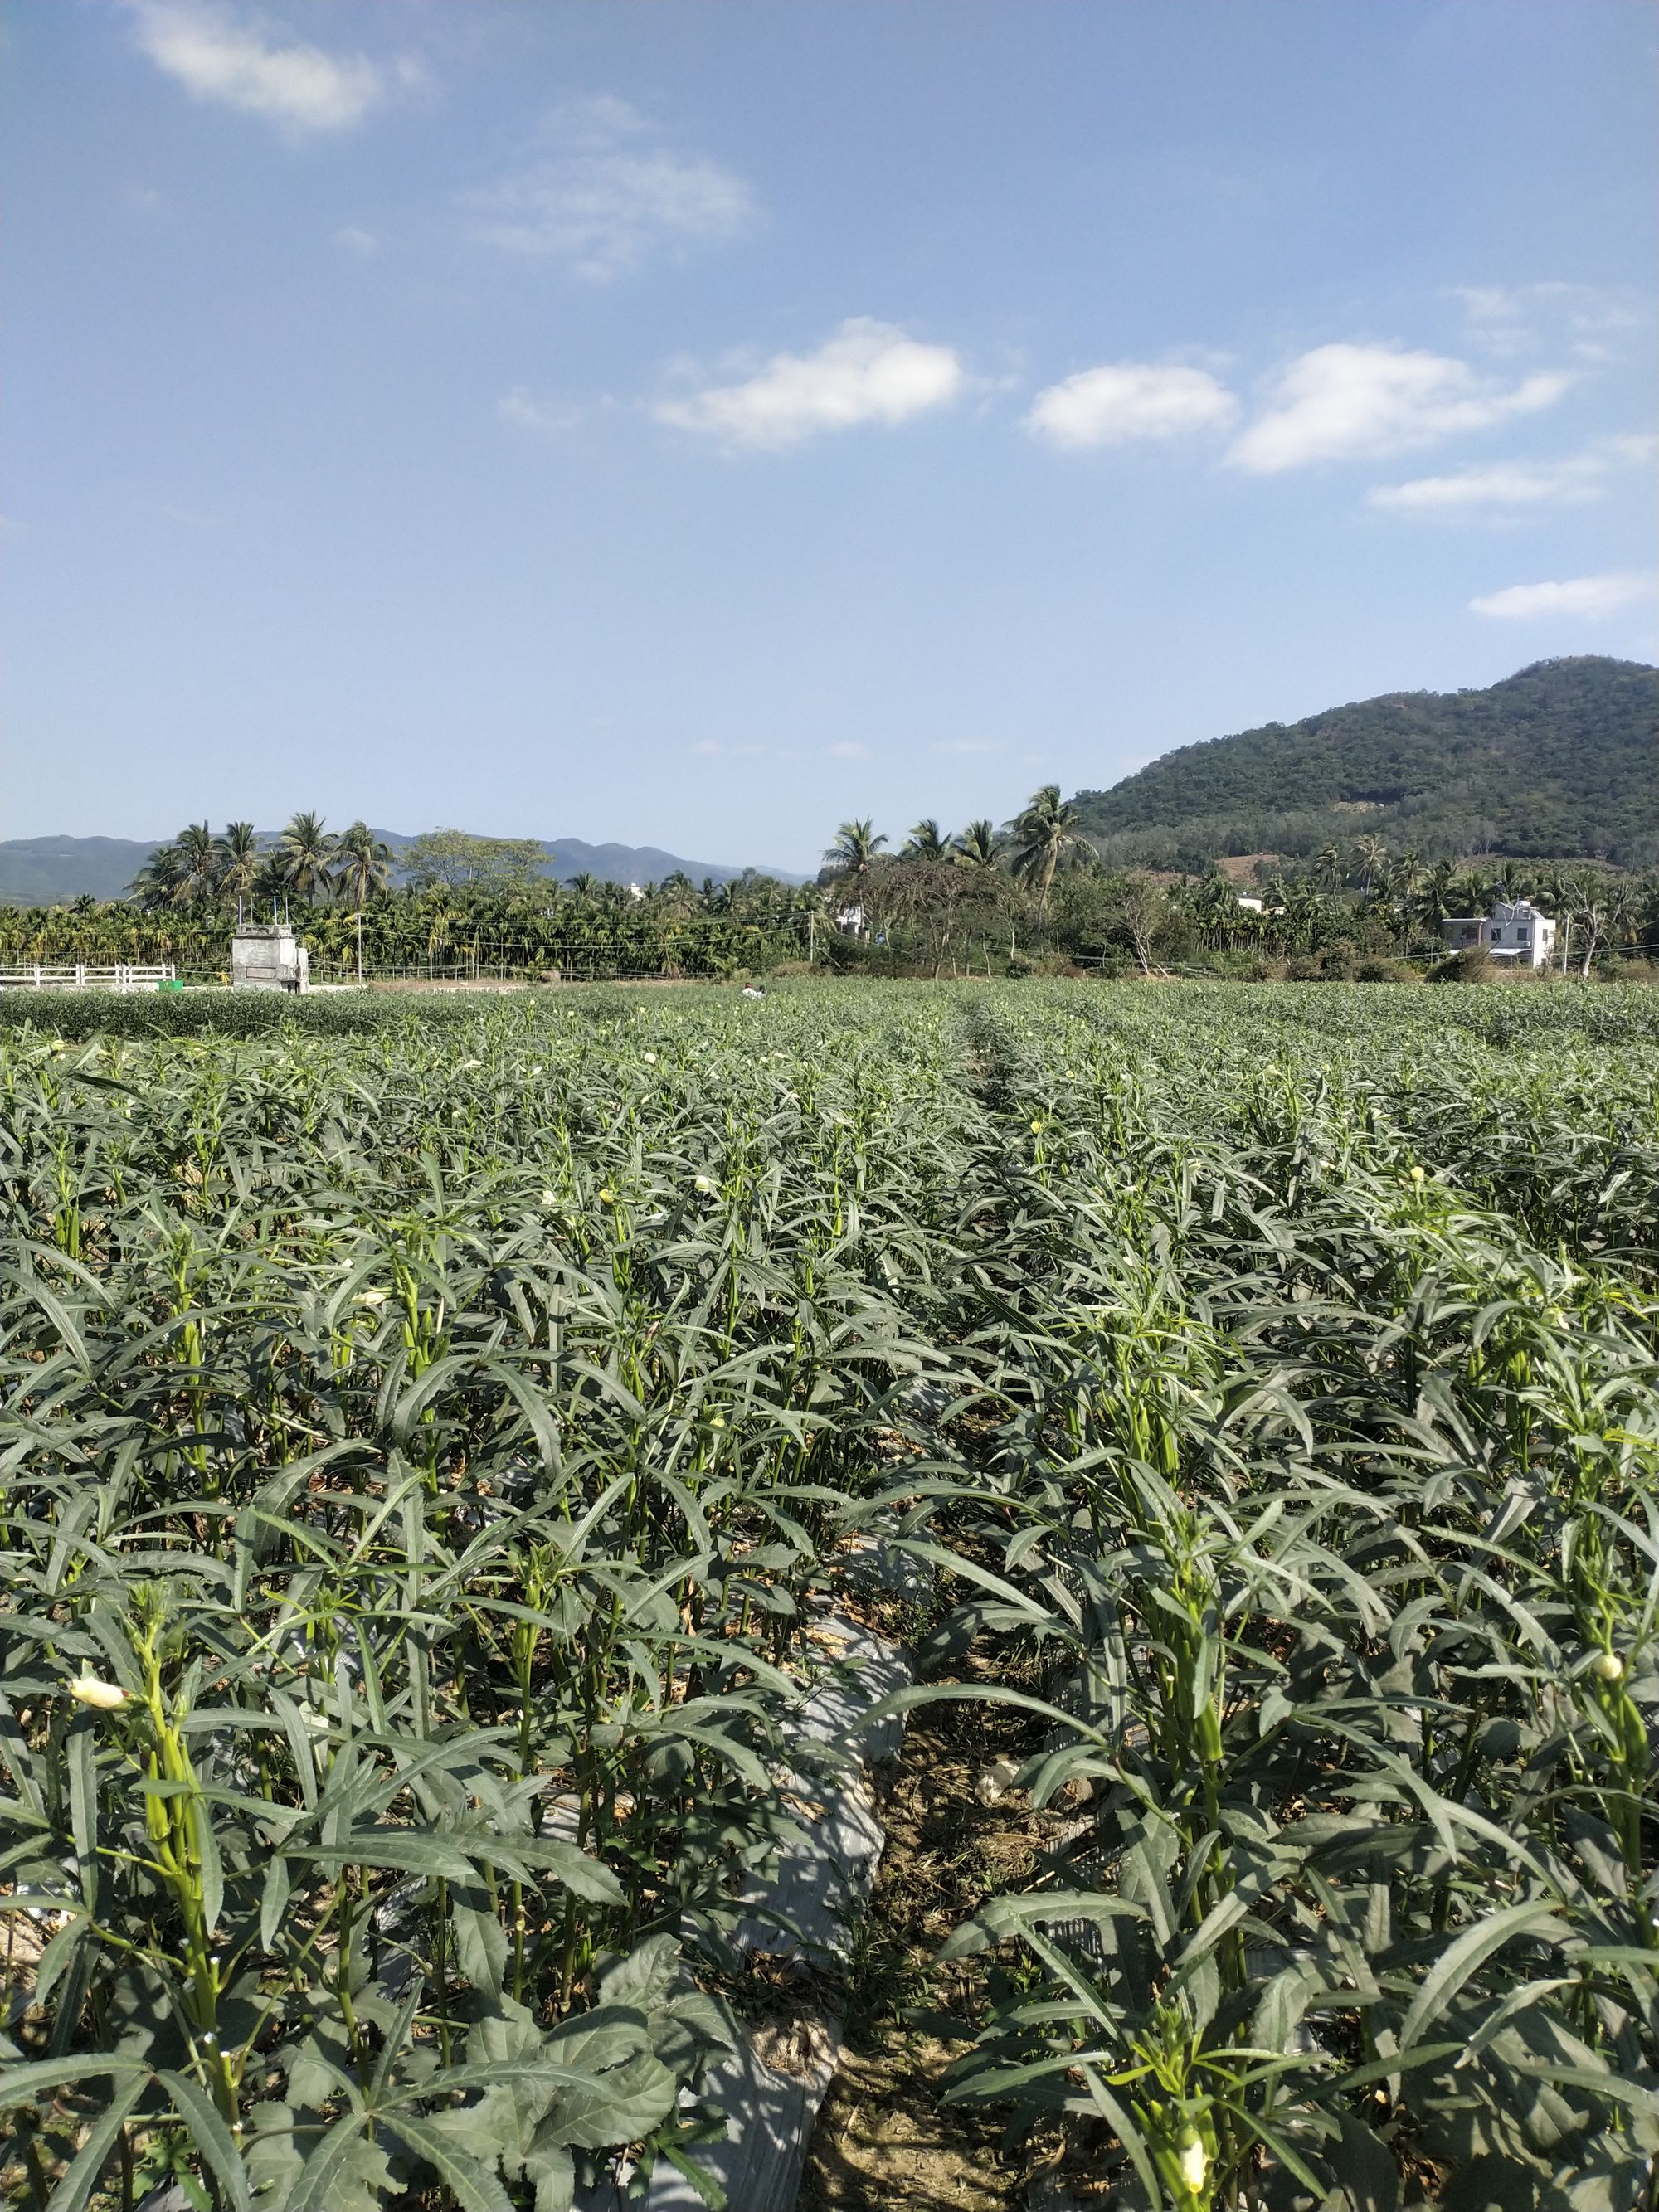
[10, 772, 1659, 994]
[1073, 657, 1659, 870]
[1, 980, 1656, 2209]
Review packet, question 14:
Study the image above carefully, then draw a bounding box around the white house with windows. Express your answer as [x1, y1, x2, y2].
[1441, 897, 1557, 969]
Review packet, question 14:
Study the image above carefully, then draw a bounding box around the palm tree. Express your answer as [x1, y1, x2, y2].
[332, 823, 392, 981]
[275, 812, 337, 902]
[823, 819, 888, 883]
[333, 822, 392, 908]
[172, 821, 222, 908]
[902, 819, 948, 861]
[1005, 785, 1087, 916]
[216, 822, 264, 906]
[952, 819, 1004, 873]
[1411, 858, 1457, 932]
[566, 873, 601, 907]
[129, 840, 186, 910]
[1314, 842, 1344, 893]
[1353, 834, 1389, 897]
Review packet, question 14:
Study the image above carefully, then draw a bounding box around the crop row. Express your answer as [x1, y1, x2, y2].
[0, 981, 1653, 2212]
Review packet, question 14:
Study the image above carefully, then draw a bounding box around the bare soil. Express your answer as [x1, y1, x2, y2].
[797, 1651, 1073, 2212]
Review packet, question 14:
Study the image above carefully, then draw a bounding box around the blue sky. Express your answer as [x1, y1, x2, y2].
[4, 0, 1655, 873]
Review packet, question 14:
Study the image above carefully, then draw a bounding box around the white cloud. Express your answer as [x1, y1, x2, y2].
[654, 319, 964, 449]
[1025, 362, 1237, 449]
[1447, 281, 1647, 360]
[333, 226, 378, 255]
[128, 2, 401, 132]
[496, 390, 584, 437]
[1228, 343, 1569, 474]
[1369, 459, 1602, 513]
[471, 98, 753, 280]
[1468, 571, 1657, 621]
[829, 742, 872, 761]
[932, 740, 1006, 755]
[1370, 434, 1659, 514]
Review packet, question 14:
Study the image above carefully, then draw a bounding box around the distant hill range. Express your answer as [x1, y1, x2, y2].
[1072, 657, 1659, 870]
[0, 834, 803, 907]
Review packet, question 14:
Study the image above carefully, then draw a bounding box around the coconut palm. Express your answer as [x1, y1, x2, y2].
[216, 822, 264, 905]
[1353, 834, 1389, 897]
[823, 819, 888, 884]
[275, 812, 337, 902]
[171, 822, 222, 909]
[1412, 858, 1458, 931]
[1006, 785, 1087, 916]
[128, 841, 186, 910]
[1314, 843, 1345, 893]
[333, 822, 392, 909]
[953, 819, 1005, 873]
[902, 819, 949, 862]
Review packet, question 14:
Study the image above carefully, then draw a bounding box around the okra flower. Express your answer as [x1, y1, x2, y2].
[68, 1672, 127, 1711]
[1177, 2130, 1208, 2194]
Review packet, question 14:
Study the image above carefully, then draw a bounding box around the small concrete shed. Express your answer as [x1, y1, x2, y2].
[231, 924, 309, 993]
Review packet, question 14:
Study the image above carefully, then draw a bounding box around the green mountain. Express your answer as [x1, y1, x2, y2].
[1072, 657, 1659, 870]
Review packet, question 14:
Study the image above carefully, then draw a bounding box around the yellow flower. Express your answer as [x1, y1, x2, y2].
[1409, 1166, 1426, 1185]
[598, 1188, 615, 1204]
[694, 1174, 716, 1194]
[1593, 1650, 1623, 1682]
[68, 1673, 127, 1711]
[1030, 1119, 1044, 1134]
[358, 1288, 388, 1307]
[1177, 2131, 1208, 2195]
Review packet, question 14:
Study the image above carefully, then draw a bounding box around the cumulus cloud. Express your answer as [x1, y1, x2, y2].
[128, 2, 402, 132]
[1468, 571, 1657, 621]
[654, 319, 963, 449]
[470, 98, 753, 280]
[1228, 343, 1569, 474]
[1025, 362, 1237, 449]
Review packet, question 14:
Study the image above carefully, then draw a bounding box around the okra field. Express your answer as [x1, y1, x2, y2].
[2, 980, 1657, 2212]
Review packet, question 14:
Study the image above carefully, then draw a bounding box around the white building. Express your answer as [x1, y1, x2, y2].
[231, 924, 309, 992]
[1442, 898, 1557, 969]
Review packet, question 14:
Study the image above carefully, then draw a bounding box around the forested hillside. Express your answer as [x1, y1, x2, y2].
[1073, 657, 1658, 868]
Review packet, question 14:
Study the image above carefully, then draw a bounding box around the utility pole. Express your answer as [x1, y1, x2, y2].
[356, 906, 363, 986]
[808, 910, 816, 966]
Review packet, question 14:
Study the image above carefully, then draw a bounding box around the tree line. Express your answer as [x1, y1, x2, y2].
[2, 795, 1655, 982]
[815, 790, 1659, 979]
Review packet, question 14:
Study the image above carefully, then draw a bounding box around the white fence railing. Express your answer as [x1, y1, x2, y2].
[0, 964, 177, 992]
